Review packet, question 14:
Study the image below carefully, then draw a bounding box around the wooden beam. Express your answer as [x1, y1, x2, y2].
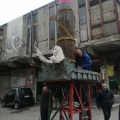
[9, 62, 22, 67]
[9, 62, 29, 68]
[86, 46, 99, 58]
[28, 58, 41, 65]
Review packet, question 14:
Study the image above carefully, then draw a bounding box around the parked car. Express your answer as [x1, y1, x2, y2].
[1, 88, 34, 109]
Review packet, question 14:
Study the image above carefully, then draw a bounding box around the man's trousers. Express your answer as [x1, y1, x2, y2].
[40, 109, 48, 120]
[102, 107, 112, 120]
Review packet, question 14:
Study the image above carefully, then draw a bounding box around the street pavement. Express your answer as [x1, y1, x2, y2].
[0, 95, 119, 120]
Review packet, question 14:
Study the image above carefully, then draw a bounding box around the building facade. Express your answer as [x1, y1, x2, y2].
[0, 0, 120, 102]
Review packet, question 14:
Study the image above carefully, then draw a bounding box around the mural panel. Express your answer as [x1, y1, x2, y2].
[11, 75, 33, 88]
[6, 16, 23, 60]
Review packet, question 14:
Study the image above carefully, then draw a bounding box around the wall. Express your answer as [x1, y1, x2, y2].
[0, 75, 11, 101]
[5, 16, 23, 60]
[116, 0, 120, 20]
[90, 0, 118, 39]
[22, 14, 29, 55]
[1, 0, 120, 58]
[37, 5, 49, 53]
[1, 24, 7, 61]
[11, 68, 36, 97]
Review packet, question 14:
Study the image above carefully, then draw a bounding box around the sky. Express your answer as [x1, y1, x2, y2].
[0, 0, 53, 25]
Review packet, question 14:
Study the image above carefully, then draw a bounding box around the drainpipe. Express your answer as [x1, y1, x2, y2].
[30, 10, 33, 57]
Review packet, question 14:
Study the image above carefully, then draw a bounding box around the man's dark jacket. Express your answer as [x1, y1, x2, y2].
[75, 51, 92, 70]
[96, 88, 114, 108]
[40, 91, 50, 110]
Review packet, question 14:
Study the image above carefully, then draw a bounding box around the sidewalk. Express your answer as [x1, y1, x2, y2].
[91, 94, 120, 108]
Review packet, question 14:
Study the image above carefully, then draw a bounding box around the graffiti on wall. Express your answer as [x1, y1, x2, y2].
[11, 75, 33, 88]
[7, 26, 23, 60]
[6, 15, 23, 60]
[0, 76, 10, 99]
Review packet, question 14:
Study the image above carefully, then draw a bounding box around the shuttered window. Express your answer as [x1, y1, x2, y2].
[49, 6, 55, 49]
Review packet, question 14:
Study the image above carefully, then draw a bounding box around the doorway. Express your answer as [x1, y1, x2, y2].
[36, 82, 43, 102]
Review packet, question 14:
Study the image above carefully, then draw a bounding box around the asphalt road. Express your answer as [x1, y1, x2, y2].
[0, 103, 119, 120]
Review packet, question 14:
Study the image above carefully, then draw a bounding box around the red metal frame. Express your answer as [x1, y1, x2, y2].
[58, 81, 92, 120]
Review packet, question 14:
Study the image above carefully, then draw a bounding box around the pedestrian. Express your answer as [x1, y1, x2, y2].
[40, 86, 52, 120]
[75, 48, 92, 70]
[81, 86, 88, 106]
[96, 83, 114, 120]
[118, 105, 120, 120]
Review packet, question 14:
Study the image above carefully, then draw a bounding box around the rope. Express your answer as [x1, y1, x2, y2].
[57, 22, 75, 42]
[68, 59, 76, 63]
[57, 6, 75, 18]
[57, 37, 75, 42]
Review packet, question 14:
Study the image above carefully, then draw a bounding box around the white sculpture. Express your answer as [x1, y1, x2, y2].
[34, 46, 65, 64]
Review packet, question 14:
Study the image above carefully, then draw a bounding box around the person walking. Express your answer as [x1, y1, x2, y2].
[96, 83, 114, 120]
[40, 86, 52, 120]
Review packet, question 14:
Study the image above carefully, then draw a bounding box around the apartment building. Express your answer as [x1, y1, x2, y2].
[0, 0, 120, 102]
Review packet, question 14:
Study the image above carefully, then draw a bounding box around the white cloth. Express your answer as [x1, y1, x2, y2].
[36, 46, 65, 64]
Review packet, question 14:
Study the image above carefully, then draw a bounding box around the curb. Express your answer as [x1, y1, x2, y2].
[113, 103, 120, 108]
[92, 103, 120, 108]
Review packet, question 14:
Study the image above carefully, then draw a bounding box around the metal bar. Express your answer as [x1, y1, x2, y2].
[99, 0, 104, 36]
[88, 0, 92, 40]
[37, 39, 48, 43]
[79, 84, 82, 120]
[69, 81, 74, 120]
[51, 86, 70, 120]
[30, 10, 33, 57]
[60, 111, 65, 120]
[91, 20, 116, 28]
[77, 0, 82, 43]
[48, 92, 52, 120]
[85, 0, 91, 40]
[51, 108, 60, 120]
[73, 84, 83, 109]
[118, 105, 120, 120]
[63, 111, 69, 120]
[54, 2, 57, 44]
[13, 35, 31, 49]
[87, 83, 92, 120]
[12, 33, 37, 53]
[60, 91, 70, 107]
[113, 0, 120, 34]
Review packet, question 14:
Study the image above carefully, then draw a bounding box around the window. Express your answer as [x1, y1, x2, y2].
[27, 28, 31, 54]
[50, 6, 55, 16]
[27, 28, 30, 44]
[27, 12, 38, 54]
[78, 0, 85, 6]
[89, 0, 99, 6]
[33, 14, 37, 23]
[56, 3, 59, 10]
[79, 6, 88, 41]
[8, 89, 16, 96]
[49, 20, 55, 49]
[33, 26, 37, 41]
[49, 6, 55, 49]
[28, 18, 31, 25]
[80, 7, 86, 24]
[21, 89, 32, 96]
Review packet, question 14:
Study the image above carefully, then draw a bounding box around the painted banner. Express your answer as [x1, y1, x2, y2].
[107, 65, 114, 77]
[11, 75, 33, 87]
